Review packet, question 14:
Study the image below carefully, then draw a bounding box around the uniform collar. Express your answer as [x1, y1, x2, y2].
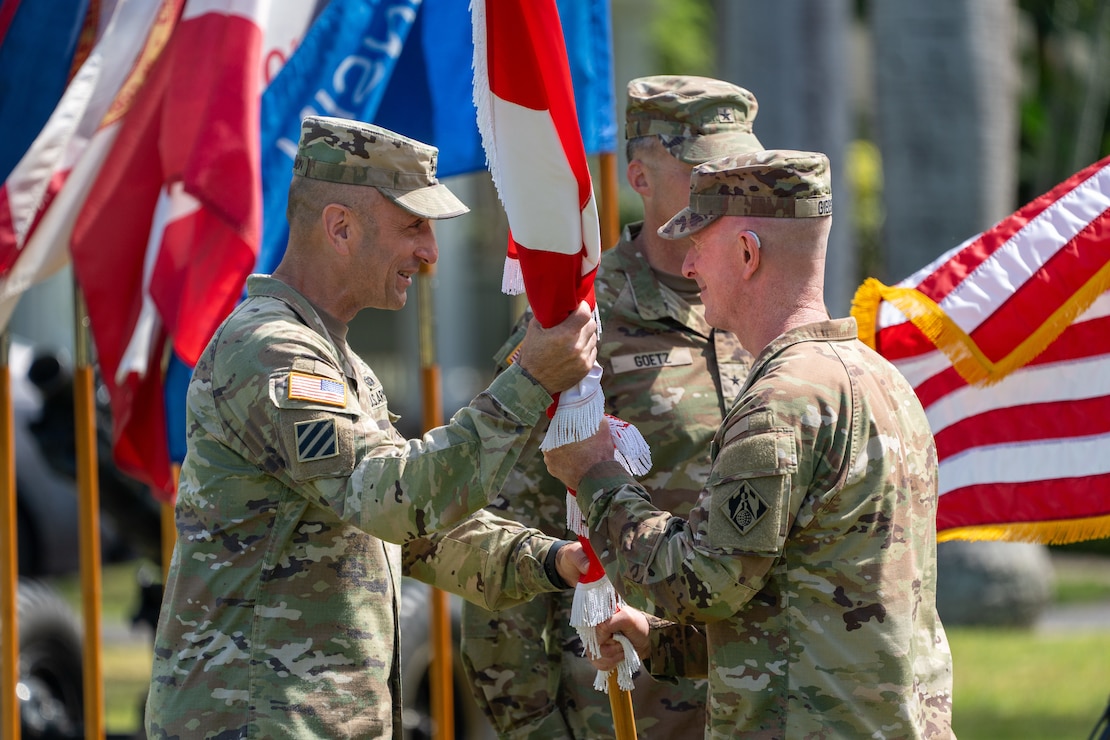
[747, 317, 859, 381]
[617, 222, 712, 337]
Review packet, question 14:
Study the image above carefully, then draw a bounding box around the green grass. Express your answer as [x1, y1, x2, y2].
[949, 628, 1110, 740]
[49, 559, 156, 735]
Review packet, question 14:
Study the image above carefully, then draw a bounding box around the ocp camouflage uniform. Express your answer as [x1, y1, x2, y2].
[577, 318, 954, 738]
[576, 149, 954, 739]
[461, 223, 753, 739]
[146, 276, 568, 740]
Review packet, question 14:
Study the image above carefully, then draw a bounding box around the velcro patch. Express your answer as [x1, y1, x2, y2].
[295, 418, 339, 462]
[726, 481, 768, 535]
[288, 371, 346, 407]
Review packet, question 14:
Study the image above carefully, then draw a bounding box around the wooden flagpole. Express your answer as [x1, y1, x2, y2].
[73, 289, 105, 740]
[0, 331, 20, 740]
[599, 152, 621, 252]
[417, 259, 455, 740]
[598, 150, 637, 739]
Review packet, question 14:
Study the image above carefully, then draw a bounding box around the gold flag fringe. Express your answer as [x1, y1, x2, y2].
[938, 513, 1110, 546]
[850, 263, 1110, 387]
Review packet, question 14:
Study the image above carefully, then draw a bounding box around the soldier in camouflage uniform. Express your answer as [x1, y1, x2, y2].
[545, 150, 955, 739]
[145, 116, 598, 740]
[460, 76, 760, 739]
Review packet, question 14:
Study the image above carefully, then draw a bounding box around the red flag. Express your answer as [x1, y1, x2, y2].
[71, 0, 266, 498]
[0, 0, 177, 330]
[852, 155, 1110, 544]
[473, 0, 648, 693]
[474, 0, 601, 328]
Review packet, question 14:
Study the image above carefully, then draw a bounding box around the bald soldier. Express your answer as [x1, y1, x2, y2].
[461, 76, 758, 738]
[146, 116, 597, 739]
[545, 150, 954, 739]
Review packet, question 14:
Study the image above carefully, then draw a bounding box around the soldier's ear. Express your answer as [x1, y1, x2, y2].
[322, 203, 352, 255]
[739, 229, 761, 279]
[627, 158, 649, 195]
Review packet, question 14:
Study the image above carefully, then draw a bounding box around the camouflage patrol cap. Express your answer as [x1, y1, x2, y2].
[293, 115, 468, 219]
[659, 149, 832, 239]
[626, 75, 763, 164]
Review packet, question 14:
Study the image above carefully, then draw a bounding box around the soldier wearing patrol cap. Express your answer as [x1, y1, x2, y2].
[145, 116, 598, 740]
[546, 149, 955, 739]
[461, 76, 761, 739]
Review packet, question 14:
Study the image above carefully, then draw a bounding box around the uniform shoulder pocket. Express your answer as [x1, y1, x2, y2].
[269, 370, 358, 482]
[706, 429, 796, 555]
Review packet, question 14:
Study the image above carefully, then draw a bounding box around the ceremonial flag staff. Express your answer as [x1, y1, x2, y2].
[1, 329, 19, 740]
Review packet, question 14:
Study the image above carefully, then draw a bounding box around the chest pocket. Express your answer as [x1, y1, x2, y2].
[270, 371, 359, 482]
[706, 429, 796, 555]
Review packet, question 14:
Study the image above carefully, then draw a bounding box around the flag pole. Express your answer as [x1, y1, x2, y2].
[599, 152, 621, 251]
[162, 468, 178, 582]
[0, 329, 21, 740]
[598, 149, 638, 739]
[73, 287, 105, 740]
[417, 258, 455, 740]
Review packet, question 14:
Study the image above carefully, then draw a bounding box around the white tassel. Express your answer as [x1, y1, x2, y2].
[470, 0, 500, 190]
[501, 254, 526, 295]
[566, 490, 587, 537]
[541, 364, 604, 451]
[608, 415, 652, 476]
[571, 576, 622, 659]
[593, 633, 641, 693]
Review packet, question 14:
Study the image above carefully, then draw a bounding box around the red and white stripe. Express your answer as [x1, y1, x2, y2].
[472, 0, 646, 692]
[0, 0, 173, 330]
[472, 0, 601, 327]
[70, 0, 312, 497]
[854, 155, 1110, 543]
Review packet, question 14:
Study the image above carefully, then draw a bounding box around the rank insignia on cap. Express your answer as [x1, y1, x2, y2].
[727, 482, 769, 536]
[295, 418, 339, 463]
[288, 371, 347, 407]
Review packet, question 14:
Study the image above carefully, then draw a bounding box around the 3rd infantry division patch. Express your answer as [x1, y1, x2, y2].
[295, 418, 339, 462]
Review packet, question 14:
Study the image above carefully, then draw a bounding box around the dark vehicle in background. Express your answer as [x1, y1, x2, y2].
[5, 336, 163, 738]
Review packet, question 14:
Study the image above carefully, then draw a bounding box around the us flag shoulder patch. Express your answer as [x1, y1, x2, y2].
[295, 418, 338, 462]
[288, 371, 346, 407]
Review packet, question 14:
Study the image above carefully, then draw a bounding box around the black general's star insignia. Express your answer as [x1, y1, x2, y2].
[727, 482, 768, 535]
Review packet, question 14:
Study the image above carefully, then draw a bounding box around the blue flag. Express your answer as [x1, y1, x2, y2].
[376, 0, 616, 178]
[0, 0, 91, 181]
[257, 0, 615, 273]
[256, 0, 422, 276]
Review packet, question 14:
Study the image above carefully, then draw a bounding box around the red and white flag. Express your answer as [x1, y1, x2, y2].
[0, 0, 177, 330]
[71, 0, 271, 497]
[852, 154, 1110, 544]
[473, 0, 649, 694]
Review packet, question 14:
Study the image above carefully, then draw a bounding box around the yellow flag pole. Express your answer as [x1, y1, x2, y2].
[599, 151, 621, 252]
[73, 289, 105, 740]
[1, 331, 21, 740]
[417, 258, 454, 740]
[162, 467, 179, 584]
[597, 150, 637, 739]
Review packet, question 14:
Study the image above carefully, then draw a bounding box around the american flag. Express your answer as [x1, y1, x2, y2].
[852, 154, 1110, 545]
[288, 371, 347, 407]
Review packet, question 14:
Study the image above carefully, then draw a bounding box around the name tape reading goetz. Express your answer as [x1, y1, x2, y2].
[610, 347, 693, 374]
